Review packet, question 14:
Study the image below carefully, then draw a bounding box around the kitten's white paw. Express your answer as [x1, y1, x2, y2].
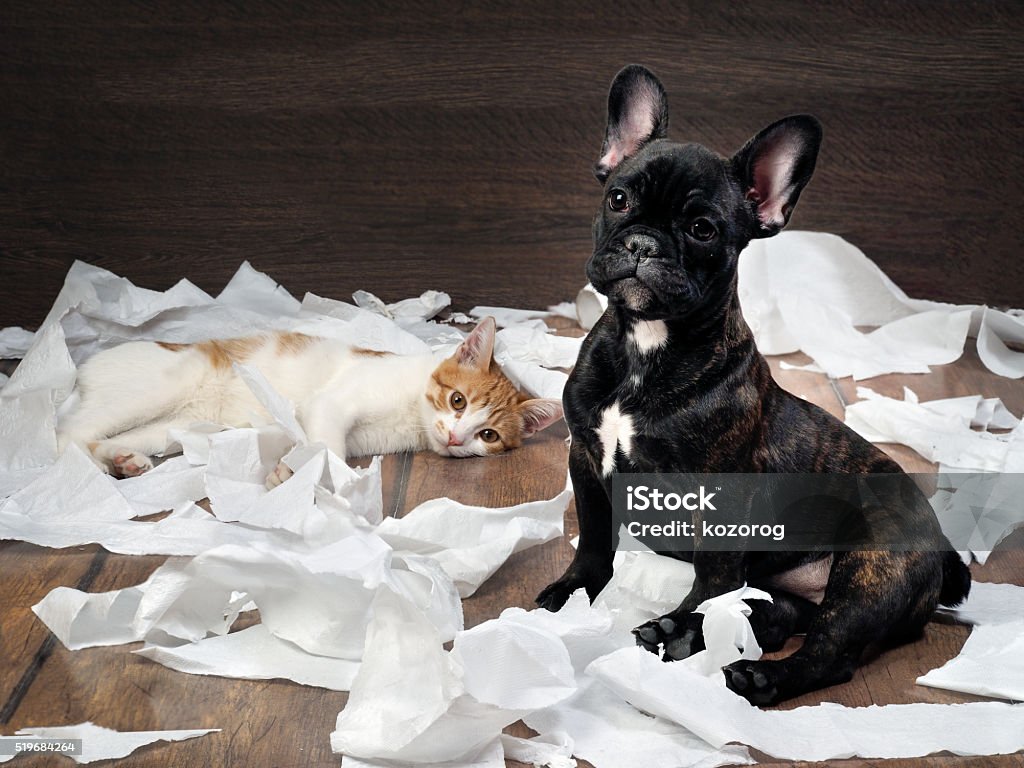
[112, 451, 153, 478]
[266, 461, 294, 489]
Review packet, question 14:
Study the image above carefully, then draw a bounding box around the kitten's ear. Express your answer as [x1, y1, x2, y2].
[455, 317, 496, 371]
[519, 398, 564, 437]
[595, 64, 669, 183]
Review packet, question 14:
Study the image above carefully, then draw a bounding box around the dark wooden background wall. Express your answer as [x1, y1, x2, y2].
[1, 0, 1022, 331]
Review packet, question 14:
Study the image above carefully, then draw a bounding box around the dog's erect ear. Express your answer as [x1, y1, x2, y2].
[595, 65, 669, 183]
[455, 316, 496, 371]
[731, 115, 822, 237]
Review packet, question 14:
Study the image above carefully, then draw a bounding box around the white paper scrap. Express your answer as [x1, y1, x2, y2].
[0, 722, 218, 764]
[737, 231, 1024, 379]
[377, 489, 570, 596]
[468, 306, 551, 328]
[591, 646, 1024, 761]
[845, 386, 1021, 471]
[32, 582, 148, 650]
[917, 620, 1024, 701]
[500, 732, 576, 768]
[0, 326, 35, 359]
[523, 678, 752, 768]
[495, 326, 582, 370]
[136, 624, 360, 691]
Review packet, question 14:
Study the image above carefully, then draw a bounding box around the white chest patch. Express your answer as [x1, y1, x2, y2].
[595, 402, 634, 476]
[628, 319, 668, 353]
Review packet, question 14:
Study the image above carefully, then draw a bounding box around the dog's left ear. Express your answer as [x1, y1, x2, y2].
[732, 115, 822, 237]
[595, 65, 669, 183]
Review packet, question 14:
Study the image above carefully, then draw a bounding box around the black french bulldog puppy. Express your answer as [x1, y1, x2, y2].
[536, 65, 971, 705]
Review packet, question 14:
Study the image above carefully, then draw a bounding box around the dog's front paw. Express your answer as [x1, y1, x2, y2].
[633, 612, 705, 661]
[265, 461, 293, 489]
[722, 660, 780, 705]
[535, 580, 575, 612]
[536, 561, 612, 612]
[112, 451, 153, 478]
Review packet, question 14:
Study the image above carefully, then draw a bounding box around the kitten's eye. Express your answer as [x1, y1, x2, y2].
[478, 429, 500, 443]
[449, 391, 467, 411]
[688, 218, 717, 242]
[607, 189, 630, 212]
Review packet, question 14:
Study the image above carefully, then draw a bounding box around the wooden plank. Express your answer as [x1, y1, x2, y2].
[0, 544, 105, 724]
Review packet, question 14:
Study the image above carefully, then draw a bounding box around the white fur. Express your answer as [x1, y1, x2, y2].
[596, 401, 634, 476]
[56, 338, 452, 471]
[628, 319, 668, 353]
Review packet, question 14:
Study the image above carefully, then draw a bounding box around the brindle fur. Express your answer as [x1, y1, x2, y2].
[536, 65, 970, 705]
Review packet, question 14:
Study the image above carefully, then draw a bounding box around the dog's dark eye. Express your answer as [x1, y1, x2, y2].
[607, 189, 630, 212]
[688, 218, 717, 242]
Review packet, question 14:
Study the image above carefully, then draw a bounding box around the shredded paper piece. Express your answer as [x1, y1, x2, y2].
[0, 722, 218, 764]
[739, 231, 1024, 379]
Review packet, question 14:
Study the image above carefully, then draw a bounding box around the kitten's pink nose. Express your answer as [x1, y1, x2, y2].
[447, 431, 462, 447]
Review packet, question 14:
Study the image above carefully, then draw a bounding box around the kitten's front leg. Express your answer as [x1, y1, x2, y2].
[267, 390, 351, 489]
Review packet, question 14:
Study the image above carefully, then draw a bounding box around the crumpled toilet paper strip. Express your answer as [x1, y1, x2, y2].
[332, 589, 753, 768]
[739, 231, 1024, 379]
[0, 723, 218, 765]
[845, 386, 1022, 472]
[591, 646, 1024, 761]
[917, 620, 1024, 702]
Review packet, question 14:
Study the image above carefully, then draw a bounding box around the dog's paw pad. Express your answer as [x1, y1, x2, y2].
[112, 452, 153, 478]
[664, 632, 699, 661]
[723, 661, 779, 705]
[633, 614, 704, 661]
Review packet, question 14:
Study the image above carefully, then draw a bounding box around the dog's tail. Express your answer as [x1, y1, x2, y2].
[939, 550, 971, 607]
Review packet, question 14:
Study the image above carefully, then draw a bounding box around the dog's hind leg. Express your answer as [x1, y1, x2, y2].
[722, 551, 942, 704]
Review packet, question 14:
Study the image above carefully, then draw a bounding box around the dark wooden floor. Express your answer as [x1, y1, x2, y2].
[1, 0, 1022, 331]
[1, 336, 1022, 767]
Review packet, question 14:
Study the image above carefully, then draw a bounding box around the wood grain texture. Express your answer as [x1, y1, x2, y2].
[1, 0, 1022, 332]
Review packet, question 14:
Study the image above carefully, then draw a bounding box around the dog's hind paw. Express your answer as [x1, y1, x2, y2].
[722, 660, 780, 705]
[633, 612, 705, 661]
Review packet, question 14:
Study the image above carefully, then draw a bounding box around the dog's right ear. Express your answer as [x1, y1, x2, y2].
[595, 65, 669, 184]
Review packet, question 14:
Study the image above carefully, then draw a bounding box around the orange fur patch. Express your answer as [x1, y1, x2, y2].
[275, 331, 318, 354]
[156, 342, 188, 352]
[352, 347, 392, 357]
[195, 337, 264, 370]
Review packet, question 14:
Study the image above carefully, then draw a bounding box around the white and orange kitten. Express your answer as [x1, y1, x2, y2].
[56, 317, 563, 481]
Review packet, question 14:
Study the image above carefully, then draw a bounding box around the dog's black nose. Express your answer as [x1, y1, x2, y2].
[623, 233, 659, 258]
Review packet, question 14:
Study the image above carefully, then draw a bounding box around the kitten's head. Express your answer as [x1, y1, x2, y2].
[424, 317, 564, 458]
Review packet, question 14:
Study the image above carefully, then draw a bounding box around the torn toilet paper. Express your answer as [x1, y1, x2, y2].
[739, 231, 1024, 379]
[917, 620, 1024, 702]
[0, 722, 218, 765]
[591, 646, 1024, 761]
